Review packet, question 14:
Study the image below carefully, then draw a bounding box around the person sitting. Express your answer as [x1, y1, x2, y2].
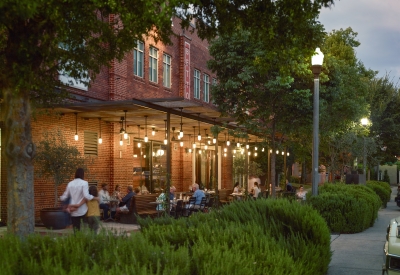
[98, 183, 112, 221]
[285, 180, 293, 192]
[296, 185, 307, 201]
[116, 185, 136, 213]
[169, 186, 176, 200]
[156, 189, 166, 211]
[140, 185, 150, 195]
[191, 183, 205, 209]
[113, 184, 122, 201]
[233, 182, 240, 193]
[134, 187, 141, 195]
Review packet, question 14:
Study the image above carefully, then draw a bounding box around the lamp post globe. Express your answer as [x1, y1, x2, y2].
[361, 118, 369, 177]
[311, 47, 324, 196]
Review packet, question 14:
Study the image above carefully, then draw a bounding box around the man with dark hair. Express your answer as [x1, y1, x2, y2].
[99, 183, 112, 221]
[60, 168, 95, 230]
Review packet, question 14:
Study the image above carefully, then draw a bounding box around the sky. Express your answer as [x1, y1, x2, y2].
[318, 0, 400, 83]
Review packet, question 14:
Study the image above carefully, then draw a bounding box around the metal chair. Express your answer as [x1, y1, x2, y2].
[193, 197, 207, 213]
[183, 197, 196, 217]
[170, 200, 184, 218]
[204, 197, 215, 213]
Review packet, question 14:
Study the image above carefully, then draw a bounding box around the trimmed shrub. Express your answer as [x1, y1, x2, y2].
[308, 183, 381, 233]
[0, 200, 331, 275]
[367, 180, 392, 200]
[140, 199, 331, 275]
[366, 181, 391, 207]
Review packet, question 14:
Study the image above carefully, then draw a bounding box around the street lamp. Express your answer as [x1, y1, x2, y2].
[361, 118, 369, 177]
[311, 47, 324, 196]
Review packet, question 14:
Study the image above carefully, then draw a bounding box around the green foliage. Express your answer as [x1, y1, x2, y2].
[35, 129, 86, 206]
[382, 170, 391, 185]
[308, 183, 381, 233]
[366, 181, 391, 208]
[140, 199, 331, 275]
[0, 199, 331, 274]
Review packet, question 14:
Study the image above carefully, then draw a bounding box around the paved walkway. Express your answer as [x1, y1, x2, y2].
[0, 221, 140, 237]
[327, 186, 400, 275]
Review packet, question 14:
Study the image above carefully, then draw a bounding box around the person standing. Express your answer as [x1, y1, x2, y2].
[60, 168, 94, 231]
[98, 183, 111, 221]
[251, 182, 261, 199]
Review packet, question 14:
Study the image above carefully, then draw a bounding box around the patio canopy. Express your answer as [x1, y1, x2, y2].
[54, 96, 262, 144]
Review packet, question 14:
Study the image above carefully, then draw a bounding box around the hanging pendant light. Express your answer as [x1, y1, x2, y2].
[137, 125, 141, 148]
[164, 120, 168, 145]
[192, 127, 197, 149]
[144, 116, 148, 142]
[171, 127, 176, 141]
[179, 108, 184, 138]
[204, 129, 208, 150]
[212, 118, 217, 144]
[246, 139, 250, 149]
[152, 127, 155, 136]
[98, 118, 102, 144]
[227, 131, 230, 146]
[124, 110, 128, 139]
[262, 147, 265, 152]
[188, 134, 192, 153]
[120, 134, 123, 146]
[74, 113, 79, 141]
[197, 113, 201, 141]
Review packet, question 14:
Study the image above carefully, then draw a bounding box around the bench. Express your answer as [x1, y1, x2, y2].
[119, 194, 160, 224]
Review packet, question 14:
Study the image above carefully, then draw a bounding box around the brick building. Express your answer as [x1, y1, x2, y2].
[0, 18, 259, 222]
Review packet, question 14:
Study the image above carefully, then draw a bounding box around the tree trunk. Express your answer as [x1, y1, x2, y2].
[4, 89, 35, 237]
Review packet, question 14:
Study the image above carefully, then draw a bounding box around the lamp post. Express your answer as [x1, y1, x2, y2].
[361, 118, 369, 177]
[311, 47, 324, 196]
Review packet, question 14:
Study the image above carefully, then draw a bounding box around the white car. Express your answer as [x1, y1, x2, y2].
[383, 217, 400, 274]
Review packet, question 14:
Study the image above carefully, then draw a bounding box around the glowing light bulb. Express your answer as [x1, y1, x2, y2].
[98, 138, 102, 144]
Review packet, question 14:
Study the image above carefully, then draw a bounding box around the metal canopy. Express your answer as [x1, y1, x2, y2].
[54, 97, 260, 142]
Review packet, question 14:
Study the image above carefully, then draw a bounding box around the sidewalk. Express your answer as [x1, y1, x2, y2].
[327, 186, 400, 275]
[0, 221, 140, 237]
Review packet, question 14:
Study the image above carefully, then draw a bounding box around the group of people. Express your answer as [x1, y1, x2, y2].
[60, 168, 140, 232]
[234, 182, 261, 199]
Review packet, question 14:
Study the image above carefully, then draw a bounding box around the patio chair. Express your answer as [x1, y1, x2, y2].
[170, 200, 184, 219]
[193, 197, 207, 213]
[204, 197, 215, 213]
[183, 197, 196, 217]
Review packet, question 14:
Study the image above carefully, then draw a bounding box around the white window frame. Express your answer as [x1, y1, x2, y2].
[194, 69, 200, 99]
[163, 53, 171, 88]
[203, 73, 210, 103]
[59, 61, 89, 91]
[134, 41, 144, 78]
[149, 47, 158, 83]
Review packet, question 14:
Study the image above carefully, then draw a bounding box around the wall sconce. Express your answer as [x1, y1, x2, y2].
[74, 112, 78, 141]
[98, 118, 102, 144]
[152, 127, 155, 136]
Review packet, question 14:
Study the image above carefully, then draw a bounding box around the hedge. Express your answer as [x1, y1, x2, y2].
[0, 198, 332, 275]
[308, 183, 381, 233]
[139, 199, 331, 275]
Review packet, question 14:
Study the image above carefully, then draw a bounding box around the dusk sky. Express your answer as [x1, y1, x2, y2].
[318, 0, 400, 83]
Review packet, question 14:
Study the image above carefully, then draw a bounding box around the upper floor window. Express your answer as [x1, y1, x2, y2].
[194, 69, 200, 99]
[149, 47, 158, 83]
[134, 41, 144, 78]
[203, 74, 210, 103]
[163, 54, 171, 88]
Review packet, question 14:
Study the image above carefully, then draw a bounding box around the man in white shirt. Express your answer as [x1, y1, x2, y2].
[60, 168, 94, 230]
[98, 183, 111, 221]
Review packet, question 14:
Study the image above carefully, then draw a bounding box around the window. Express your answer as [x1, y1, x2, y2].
[84, 131, 98, 156]
[163, 54, 171, 88]
[212, 78, 217, 86]
[203, 74, 210, 103]
[134, 41, 144, 77]
[194, 69, 200, 99]
[149, 47, 158, 83]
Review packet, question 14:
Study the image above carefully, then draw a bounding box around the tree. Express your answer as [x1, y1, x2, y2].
[0, 0, 335, 237]
[0, 0, 187, 237]
[35, 129, 86, 207]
